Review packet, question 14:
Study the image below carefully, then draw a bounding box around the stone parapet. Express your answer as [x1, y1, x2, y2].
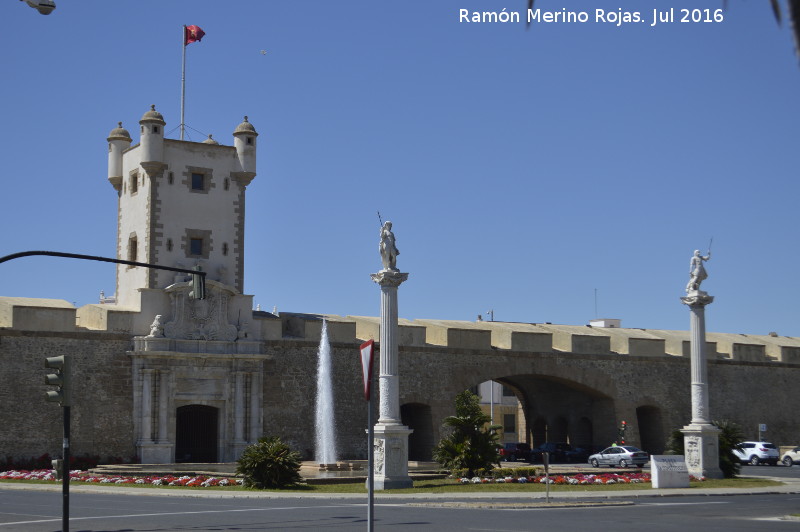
[279, 313, 356, 343]
[349, 315, 426, 346]
[132, 336, 262, 355]
[413, 319, 492, 350]
[0, 297, 76, 332]
[708, 333, 770, 362]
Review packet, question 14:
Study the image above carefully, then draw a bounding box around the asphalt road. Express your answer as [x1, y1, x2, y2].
[1, 466, 798, 531]
[0, 489, 798, 531]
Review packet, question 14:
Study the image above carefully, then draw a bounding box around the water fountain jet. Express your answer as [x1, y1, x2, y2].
[315, 320, 348, 470]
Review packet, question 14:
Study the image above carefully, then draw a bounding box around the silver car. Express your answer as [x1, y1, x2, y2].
[589, 446, 649, 468]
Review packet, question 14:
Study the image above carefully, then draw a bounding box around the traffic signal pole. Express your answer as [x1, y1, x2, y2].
[62, 404, 70, 532]
[0, 250, 209, 532]
[0, 250, 206, 299]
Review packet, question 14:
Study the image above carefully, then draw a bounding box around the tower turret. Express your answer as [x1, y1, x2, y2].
[107, 122, 131, 192]
[232, 116, 257, 186]
[139, 105, 166, 175]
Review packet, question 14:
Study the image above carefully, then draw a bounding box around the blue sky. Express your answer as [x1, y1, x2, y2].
[1, 1, 798, 336]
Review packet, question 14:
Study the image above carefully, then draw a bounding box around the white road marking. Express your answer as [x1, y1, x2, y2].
[0, 503, 364, 527]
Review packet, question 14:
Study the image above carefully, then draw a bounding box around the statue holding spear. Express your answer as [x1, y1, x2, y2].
[686, 238, 712, 293]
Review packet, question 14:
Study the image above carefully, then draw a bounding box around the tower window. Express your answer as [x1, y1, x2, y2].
[129, 170, 138, 194]
[182, 166, 214, 194]
[246, 137, 253, 145]
[190, 238, 203, 256]
[128, 236, 138, 262]
[168, 172, 174, 185]
[166, 238, 173, 252]
[153, 126, 159, 134]
[191, 173, 204, 190]
[223, 178, 229, 191]
[222, 242, 228, 256]
[183, 229, 212, 259]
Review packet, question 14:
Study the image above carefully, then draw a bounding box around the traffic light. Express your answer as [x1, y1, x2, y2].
[44, 355, 70, 406]
[191, 265, 205, 300]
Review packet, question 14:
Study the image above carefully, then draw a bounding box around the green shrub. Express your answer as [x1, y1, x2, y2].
[236, 436, 302, 489]
[432, 391, 501, 477]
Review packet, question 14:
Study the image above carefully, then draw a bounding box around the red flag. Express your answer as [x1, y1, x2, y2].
[184, 25, 205, 45]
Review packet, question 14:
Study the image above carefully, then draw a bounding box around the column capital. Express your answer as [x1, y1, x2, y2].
[371, 270, 409, 287]
[681, 290, 714, 307]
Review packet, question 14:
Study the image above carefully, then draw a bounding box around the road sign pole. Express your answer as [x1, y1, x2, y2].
[367, 397, 374, 532]
[359, 339, 375, 532]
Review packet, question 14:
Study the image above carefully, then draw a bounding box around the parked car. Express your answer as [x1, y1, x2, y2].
[780, 446, 800, 467]
[500, 442, 532, 462]
[531, 442, 572, 463]
[588, 446, 649, 468]
[732, 441, 780, 466]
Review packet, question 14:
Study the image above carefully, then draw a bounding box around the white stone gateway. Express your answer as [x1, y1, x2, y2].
[651, 455, 690, 488]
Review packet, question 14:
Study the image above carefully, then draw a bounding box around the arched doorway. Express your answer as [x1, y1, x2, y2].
[400, 403, 434, 461]
[175, 405, 219, 463]
[636, 405, 664, 454]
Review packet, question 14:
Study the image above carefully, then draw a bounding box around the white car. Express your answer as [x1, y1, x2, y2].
[732, 441, 780, 466]
[588, 446, 649, 468]
[781, 446, 800, 467]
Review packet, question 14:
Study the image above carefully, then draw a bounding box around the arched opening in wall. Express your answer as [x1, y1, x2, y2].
[498, 374, 616, 450]
[550, 416, 569, 442]
[471, 380, 527, 444]
[636, 405, 665, 454]
[401, 403, 434, 461]
[175, 405, 218, 463]
[573, 416, 593, 447]
[532, 417, 547, 446]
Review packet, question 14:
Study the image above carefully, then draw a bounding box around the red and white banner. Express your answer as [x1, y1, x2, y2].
[359, 340, 374, 401]
[184, 25, 205, 45]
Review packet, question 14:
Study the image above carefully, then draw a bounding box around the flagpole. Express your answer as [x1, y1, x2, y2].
[180, 25, 186, 141]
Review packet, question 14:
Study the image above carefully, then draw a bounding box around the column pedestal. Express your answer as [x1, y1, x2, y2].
[681, 423, 723, 479]
[372, 423, 414, 489]
[371, 269, 413, 490]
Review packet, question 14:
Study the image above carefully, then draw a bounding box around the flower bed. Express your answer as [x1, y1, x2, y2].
[456, 472, 705, 485]
[458, 472, 654, 485]
[0, 470, 243, 488]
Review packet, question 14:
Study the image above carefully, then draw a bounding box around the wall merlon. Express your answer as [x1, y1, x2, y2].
[0, 297, 77, 332]
[413, 319, 492, 350]
[253, 311, 281, 340]
[279, 313, 356, 343]
[76, 304, 136, 333]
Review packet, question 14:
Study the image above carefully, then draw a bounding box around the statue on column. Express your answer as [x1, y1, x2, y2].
[686, 249, 711, 293]
[379, 221, 399, 271]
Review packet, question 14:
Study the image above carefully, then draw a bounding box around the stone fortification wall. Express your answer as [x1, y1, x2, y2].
[0, 329, 134, 462]
[1, 305, 799, 463]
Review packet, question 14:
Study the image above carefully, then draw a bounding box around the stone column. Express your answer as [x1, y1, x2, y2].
[249, 372, 262, 443]
[370, 269, 413, 489]
[680, 290, 723, 479]
[157, 370, 169, 443]
[140, 369, 154, 445]
[232, 371, 248, 460]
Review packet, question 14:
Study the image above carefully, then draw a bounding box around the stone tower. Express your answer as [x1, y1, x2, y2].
[106, 107, 265, 464]
[107, 106, 258, 308]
